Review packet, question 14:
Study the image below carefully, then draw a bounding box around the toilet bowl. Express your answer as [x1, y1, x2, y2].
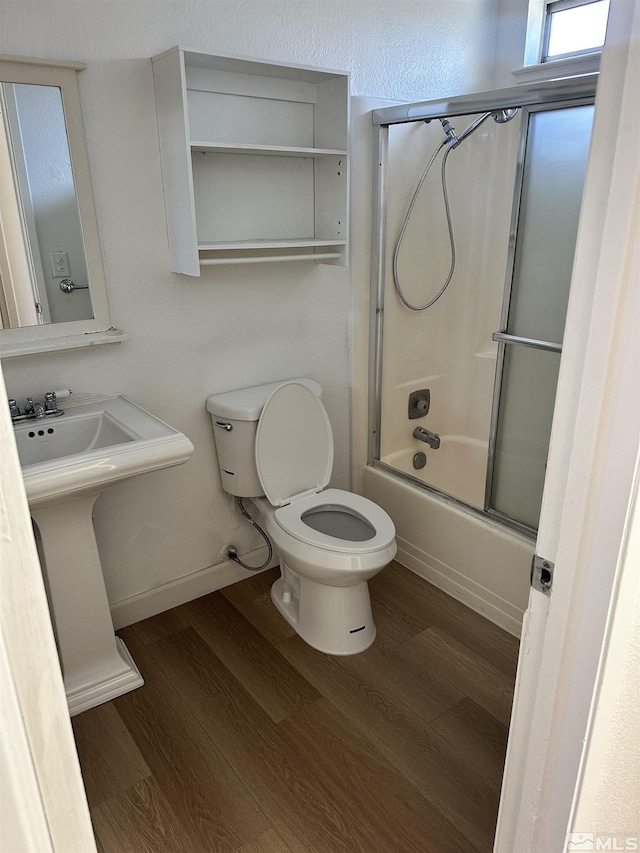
[207, 379, 397, 654]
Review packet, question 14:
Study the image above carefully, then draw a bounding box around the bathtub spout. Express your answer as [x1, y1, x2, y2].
[413, 426, 441, 449]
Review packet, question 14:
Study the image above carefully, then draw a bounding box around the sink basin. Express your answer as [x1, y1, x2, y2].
[16, 411, 135, 466]
[18, 394, 193, 507]
[17, 394, 194, 716]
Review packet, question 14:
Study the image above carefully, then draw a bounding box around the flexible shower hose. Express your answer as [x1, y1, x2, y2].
[392, 137, 457, 311]
[227, 497, 273, 571]
[392, 109, 518, 312]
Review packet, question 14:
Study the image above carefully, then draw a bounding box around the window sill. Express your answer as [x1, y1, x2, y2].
[513, 53, 600, 84]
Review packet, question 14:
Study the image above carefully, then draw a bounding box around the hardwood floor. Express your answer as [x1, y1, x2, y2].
[72, 562, 519, 853]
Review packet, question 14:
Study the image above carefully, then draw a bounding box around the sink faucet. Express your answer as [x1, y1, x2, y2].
[9, 392, 65, 424]
[25, 397, 46, 418]
[413, 425, 441, 450]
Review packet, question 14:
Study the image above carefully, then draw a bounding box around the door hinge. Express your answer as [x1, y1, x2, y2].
[531, 554, 554, 595]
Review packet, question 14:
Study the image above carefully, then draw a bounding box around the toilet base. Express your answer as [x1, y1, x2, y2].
[271, 567, 376, 655]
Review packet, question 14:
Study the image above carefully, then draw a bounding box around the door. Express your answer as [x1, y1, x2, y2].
[494, 0, 640, 848]
[0, 82, 51, 326]
[0, 362, 96, 847]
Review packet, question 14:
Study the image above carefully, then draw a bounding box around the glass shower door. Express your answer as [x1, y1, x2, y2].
[377, 113, 521, 511]
[488, 104, 595, 530]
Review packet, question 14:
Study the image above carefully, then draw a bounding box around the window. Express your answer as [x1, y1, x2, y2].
[542, 0, 610, 61]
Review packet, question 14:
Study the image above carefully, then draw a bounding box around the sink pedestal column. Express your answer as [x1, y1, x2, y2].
[31, 492, 144, 716]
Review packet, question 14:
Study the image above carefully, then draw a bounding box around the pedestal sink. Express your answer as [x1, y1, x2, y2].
[15, 394, 194, 716]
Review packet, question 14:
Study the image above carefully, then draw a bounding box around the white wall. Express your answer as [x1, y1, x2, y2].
[493, 0, 530, 86]
[0, 0, 498, 613]
[585, 597, 640, 834]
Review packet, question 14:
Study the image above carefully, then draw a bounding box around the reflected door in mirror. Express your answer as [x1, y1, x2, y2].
[0, 81, 93, 329]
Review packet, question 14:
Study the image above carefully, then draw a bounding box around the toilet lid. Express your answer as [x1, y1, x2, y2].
[255, 381, 333, 507]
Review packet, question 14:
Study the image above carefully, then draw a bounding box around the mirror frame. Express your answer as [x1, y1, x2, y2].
[0, 56, 123, 358]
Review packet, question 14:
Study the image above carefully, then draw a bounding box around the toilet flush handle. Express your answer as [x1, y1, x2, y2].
[215, 421, 233, 431]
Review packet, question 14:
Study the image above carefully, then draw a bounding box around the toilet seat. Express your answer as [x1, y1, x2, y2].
[274, 488, 396, 554]
[255, 382, 394, 554]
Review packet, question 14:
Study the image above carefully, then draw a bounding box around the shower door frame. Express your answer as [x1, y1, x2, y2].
[368, 75, 597, 536]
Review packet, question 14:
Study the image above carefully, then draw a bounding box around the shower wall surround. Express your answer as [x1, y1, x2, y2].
[0, 0, 501, 623]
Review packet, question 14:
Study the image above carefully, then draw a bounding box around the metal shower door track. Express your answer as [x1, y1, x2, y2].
[371, 74, 598, 126]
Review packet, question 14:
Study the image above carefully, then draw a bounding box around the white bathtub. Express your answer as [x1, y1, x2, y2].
[363, 464, 532, 636]
[382, 434, 488, 509]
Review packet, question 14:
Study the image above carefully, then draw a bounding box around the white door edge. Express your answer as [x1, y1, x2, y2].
[494, 1, 640, 849]
[0, 364, 96, 852]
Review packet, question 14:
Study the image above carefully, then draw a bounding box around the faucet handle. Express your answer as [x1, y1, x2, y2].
[24, 397, 35, 416]
[44, 391, 58, 412]
[8, 399, 21, 419]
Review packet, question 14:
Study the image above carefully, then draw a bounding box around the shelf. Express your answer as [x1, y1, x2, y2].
[198, 238, 346, 266]
[190, 142, 347, 158]
[152, 47, 349, 274]
[198, 238, 346, 252]
[200, 253, 342, 266]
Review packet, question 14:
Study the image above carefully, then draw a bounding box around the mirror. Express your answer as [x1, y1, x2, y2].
[1, 81, 92, 327]
[0, 57, 118, 357]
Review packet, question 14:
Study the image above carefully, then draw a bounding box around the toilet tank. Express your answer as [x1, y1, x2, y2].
[206, 378, 322, 497]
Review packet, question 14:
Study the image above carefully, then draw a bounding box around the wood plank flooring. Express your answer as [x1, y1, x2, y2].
[72, 561, 519, 853]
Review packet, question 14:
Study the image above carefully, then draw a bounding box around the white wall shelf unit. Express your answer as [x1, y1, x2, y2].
[152, 47, 350, 274]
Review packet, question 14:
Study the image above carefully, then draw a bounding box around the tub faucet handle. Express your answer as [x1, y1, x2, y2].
[408, 389, 431, 419]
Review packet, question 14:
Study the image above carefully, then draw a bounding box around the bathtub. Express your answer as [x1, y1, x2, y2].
[382, 434, 488, 509]
[363, 464, 532, 636]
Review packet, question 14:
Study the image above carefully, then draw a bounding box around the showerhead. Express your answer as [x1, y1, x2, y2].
[442, 107, 520, 149]
[492, 108, 519, 124]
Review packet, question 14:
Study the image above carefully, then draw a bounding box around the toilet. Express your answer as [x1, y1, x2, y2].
[207, 379, 397, 655]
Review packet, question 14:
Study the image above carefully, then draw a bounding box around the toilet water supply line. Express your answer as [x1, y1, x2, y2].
[227, 497, 273, 571]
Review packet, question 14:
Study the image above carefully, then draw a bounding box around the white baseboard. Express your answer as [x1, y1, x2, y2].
[396, 536, 524, 638]
[109, 533, 523, 637]
[110, 548, 279, 630]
